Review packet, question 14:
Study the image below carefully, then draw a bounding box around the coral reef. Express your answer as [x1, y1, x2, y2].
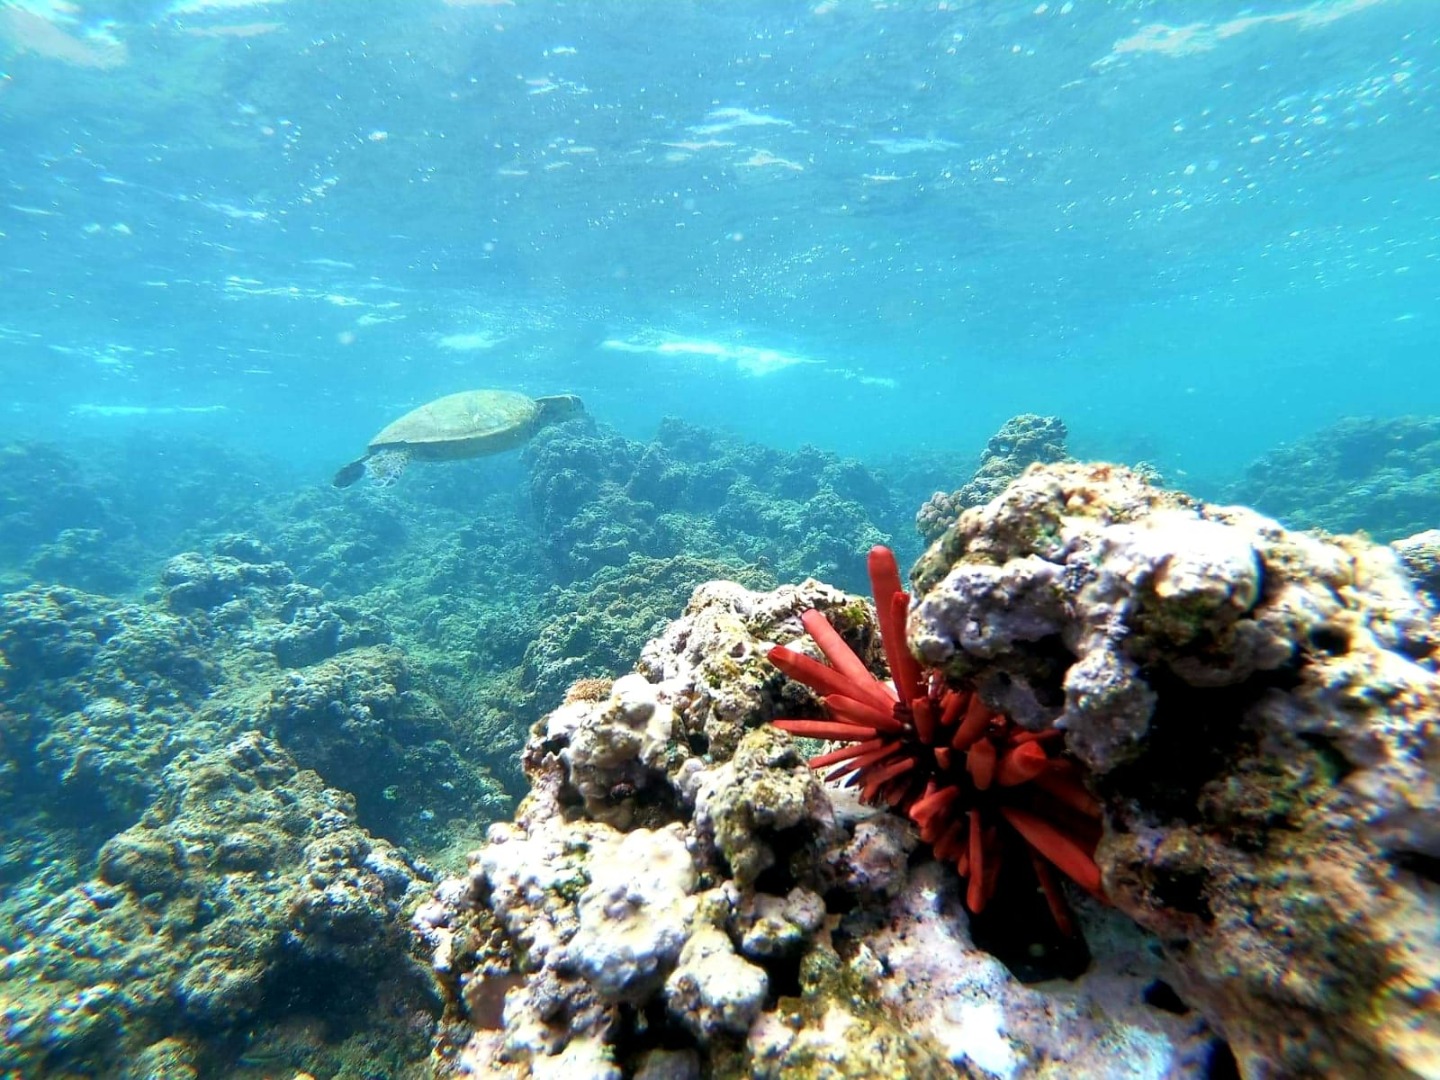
[420, 458, 1440, 1078]
[0, 434, 287, 596]
[257, 482, 419, 594]
[524, 416, 902, 591]
[26, 406, 1434, 1077]
[259, 645, 513, 850]
[160, 538, 388, 668]
[420, 574, 1224, 1078]
[26, 527, 136, 596]
[0, 585, 220, 842]
[1228, 415, 1440, 541]
[915, 414, 1071, 545]
[910, 461, 1440, 1077]
[520, 552, 774, 714]
[0, 441, 131, 594]
[160, 539, 294, 612]
[0, 733, 438, 1079]
[0, 534, 518, 1078]
[0, 536, 511, 920]
[0, 418, 936, 1078]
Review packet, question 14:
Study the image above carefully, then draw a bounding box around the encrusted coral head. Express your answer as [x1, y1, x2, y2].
[769, 545, 1104, 936]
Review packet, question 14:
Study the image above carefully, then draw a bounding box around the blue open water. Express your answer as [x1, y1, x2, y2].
[3, 0, 1435, 486]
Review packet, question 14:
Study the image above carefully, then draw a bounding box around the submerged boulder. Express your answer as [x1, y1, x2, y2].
[910, 462, 1440, 1078]
[419, 566, 1222, 1078]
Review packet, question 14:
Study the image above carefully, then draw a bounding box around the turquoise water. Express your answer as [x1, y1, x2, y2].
[3, 5, 1439, 1076]
[3, 0, 1435, 484]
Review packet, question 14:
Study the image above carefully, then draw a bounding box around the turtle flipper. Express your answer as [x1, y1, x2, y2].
[534, 394, 585, 427]
[333, 458, 368, 488]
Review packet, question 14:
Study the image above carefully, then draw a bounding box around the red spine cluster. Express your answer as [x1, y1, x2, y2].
[770, 545, 1104, 931]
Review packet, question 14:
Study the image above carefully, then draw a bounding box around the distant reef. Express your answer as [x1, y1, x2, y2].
[1226, 415, 1440, 541]
[0, 540, 510, 1078]
[0, 434, 291, 596]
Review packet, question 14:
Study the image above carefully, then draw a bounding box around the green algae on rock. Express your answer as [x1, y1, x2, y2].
[0, 734, 438, 1079]
[915, 414, 1073, 546]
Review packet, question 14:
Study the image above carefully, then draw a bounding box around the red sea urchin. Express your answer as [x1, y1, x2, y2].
[769, 545, 1105, 934]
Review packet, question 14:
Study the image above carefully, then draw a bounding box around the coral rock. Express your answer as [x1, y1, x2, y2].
[0, 733, 437, 1076]
[160, 549, 293, 614]
[557, 672, 677, 828]
[1395, 528, 1440, 600]
[428, 553, 1235, 1077]
[637, 575, 879, 760]
[561, 824, 698, 1005]
[665, 924, 769, 1042]
[909, 461, 1440, 1078]
[687, 727, 838, 890]
[916, 413, 1071, 545]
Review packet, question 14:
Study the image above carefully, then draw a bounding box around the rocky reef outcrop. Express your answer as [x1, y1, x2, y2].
[159, 538, 388, 668]
[519, 552, 774, 716]
[0, 585, 222, 840]
[910, 462, 1440, 1078]
[0, 534, 517, 1077]
[423, 460, 1439, 1079]
[915, 414, 1071, 545]
[259, 644, 513, 846]
[2, 535, 506, 865]
[523, 416, 900, 591]
[419, 565, 1225, 1078]
[0, 733, 438, 1079]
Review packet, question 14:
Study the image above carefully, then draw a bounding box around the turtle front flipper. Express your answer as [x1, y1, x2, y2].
[534, 394, 585, 427]
[333, 458, 368, 488]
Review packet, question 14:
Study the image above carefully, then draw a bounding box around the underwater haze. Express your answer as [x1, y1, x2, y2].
[4, 2, 1440, 1079]
[2, 0, 1436, 478]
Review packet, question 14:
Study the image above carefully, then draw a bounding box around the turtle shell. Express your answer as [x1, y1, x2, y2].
[367, 390, 540, 461]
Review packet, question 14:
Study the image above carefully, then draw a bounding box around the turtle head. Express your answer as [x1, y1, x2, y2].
[534, 394, 585, 428]
[333, 459, 367, 488]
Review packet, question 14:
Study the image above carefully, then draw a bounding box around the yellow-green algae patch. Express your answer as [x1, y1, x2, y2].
[713, 939, 965, 1080]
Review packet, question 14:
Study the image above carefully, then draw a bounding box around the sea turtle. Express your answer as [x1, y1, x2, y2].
[333, 389, 584, 488]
